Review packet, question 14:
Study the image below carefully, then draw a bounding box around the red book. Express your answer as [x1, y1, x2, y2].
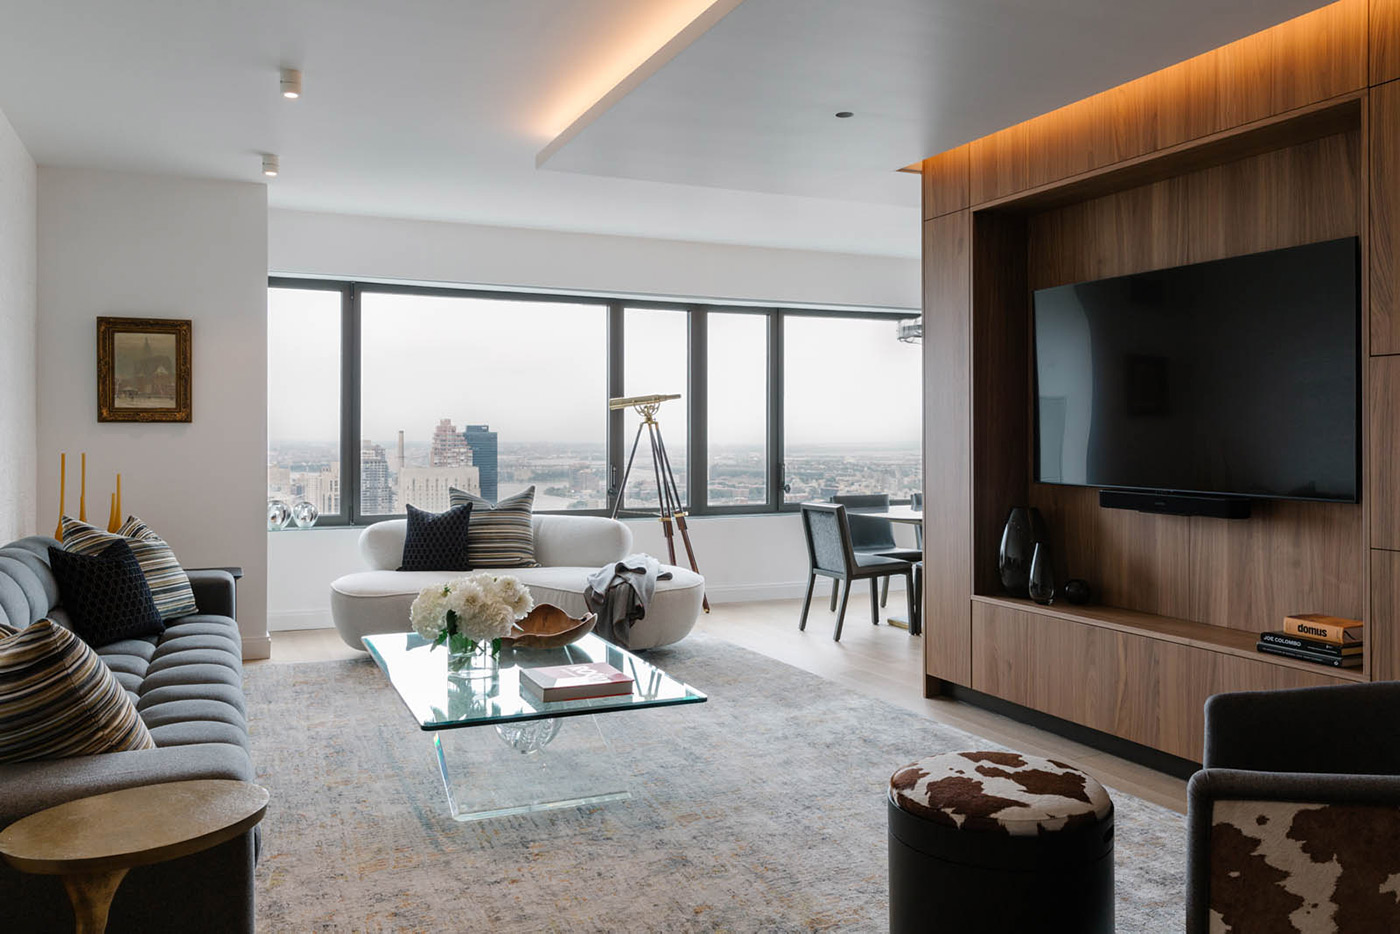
[520, 662, 634, 702]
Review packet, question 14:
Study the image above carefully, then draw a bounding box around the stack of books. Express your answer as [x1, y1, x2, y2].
[1257, 614, 1363, 669]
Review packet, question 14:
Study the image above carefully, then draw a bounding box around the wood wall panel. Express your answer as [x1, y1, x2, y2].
[962, 0, 1366, 208]
[1029, 485, 1194, 619]
[972, 602, 1357, 760]
[1268, 0, 1367, 115]
[1026, 176, 1189, 289]
[1373, 80, 1400, 354]
[922, 211, 973, 687]
[1373, 0, 1400, 86]
[1372, 549, 1400, 680]
[1371, 355, 1400, 550]
[921, 145, 970, 220]
[1185, 131, 1361, 263]
[971, 213, 1029, 595]
[1189, 501, 1365, 632]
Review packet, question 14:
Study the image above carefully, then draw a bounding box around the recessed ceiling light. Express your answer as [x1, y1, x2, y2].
[280, 68, 302, 100]
[835, 111, 854, 118]
[262, 154, 280, 177]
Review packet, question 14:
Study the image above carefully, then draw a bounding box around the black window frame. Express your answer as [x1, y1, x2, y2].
[267, 277, 916, 525]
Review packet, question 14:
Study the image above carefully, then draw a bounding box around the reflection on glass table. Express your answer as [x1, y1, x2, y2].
[362, 633, 707, 821]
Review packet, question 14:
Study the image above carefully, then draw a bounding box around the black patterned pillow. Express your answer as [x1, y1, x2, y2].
[61, 515, 197, 621]
[447, 486, 540, 568]
[0, 619, 155, 762]
[48, 540, 164, 646]
[399, 503, 474, 572]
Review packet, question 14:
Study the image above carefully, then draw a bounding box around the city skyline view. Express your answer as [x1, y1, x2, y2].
[269, 286, 922, 516]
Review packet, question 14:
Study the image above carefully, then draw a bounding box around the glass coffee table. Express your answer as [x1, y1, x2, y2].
[363, 632, 706, 822]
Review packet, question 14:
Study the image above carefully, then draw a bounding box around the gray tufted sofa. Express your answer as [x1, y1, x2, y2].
[0, 535, 257, 934]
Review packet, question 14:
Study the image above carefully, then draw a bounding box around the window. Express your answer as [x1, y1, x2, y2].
[707, 311, 768, 507]
[267, 285, 344, 521]
[621, 307, 688, 510]
[782, 314, 922, 504]
[359, 291, 608, 516]
[267, 279, 920, 523]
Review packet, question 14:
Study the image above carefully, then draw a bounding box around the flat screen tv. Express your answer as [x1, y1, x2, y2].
[1033, 237, 1360, 504]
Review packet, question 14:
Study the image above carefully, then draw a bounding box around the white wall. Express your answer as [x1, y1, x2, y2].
[266, 208, 919, 632]
[0, 107, 36, 542]
[37, 168, 270, 657]
[270, 209, 921, 309]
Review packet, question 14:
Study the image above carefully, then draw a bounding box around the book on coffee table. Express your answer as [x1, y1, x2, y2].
[520, 662, 635, 702]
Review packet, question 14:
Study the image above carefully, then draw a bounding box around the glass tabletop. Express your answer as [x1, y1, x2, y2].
[362, 632, 707, 731]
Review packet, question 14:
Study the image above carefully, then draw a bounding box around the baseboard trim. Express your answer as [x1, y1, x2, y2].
[269, 609, 333, 632]
[706, 578, 906, 604]
[241, 632, 272, 661]
[942, 683, 1200, 780]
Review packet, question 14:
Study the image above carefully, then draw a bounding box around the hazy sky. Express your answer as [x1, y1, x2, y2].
[268, 288, 921, 449]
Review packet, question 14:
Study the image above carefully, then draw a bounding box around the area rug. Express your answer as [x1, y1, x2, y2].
[247, 633, 1185, 932]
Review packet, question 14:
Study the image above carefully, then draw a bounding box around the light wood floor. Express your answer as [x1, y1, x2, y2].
[262, 596, 1188, 814]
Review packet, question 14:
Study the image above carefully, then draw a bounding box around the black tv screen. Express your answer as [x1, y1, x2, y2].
[1033, 237, 1359, 503]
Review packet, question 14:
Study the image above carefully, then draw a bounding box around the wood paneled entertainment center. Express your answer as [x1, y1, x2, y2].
[918, 0, 1400, 762]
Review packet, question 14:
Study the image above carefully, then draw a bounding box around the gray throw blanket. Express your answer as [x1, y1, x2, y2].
[584, 554, 672, 649]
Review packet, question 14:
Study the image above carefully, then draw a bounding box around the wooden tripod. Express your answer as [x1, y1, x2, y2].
[609, 399, 709, 612]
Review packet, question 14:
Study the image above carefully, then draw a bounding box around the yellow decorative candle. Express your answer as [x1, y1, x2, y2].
[54, 453, 66, 540]
[79, 453, 87, 523]
[107, 493, 119, 533]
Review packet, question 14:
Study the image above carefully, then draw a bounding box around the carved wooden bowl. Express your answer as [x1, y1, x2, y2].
[504, 604, 597, 648]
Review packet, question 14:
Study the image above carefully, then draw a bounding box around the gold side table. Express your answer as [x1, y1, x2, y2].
[0, 779, 268, 934]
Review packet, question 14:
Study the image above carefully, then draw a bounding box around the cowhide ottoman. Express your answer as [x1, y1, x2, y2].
[887, 750, 1115, 933]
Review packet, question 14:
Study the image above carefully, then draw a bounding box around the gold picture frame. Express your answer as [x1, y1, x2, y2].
[97, 317, 192, 422]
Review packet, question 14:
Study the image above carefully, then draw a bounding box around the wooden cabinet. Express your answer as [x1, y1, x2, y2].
[972, 600, 1359, 761]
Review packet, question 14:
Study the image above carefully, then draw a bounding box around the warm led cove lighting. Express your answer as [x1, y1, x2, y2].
[261, 154, 279, 177]
[280, 68, 302, 99]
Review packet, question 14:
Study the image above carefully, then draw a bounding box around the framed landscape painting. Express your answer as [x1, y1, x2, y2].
[97, 317, 192, 422]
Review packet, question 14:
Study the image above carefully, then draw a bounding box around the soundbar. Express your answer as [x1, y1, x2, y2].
[1098, 489, 1252, 519]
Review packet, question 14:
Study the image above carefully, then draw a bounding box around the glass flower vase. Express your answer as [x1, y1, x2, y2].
[445, 634, 500, 679]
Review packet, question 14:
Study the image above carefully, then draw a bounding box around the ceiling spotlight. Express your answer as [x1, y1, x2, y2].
[262, 154, 279, 178]
[280, 68, 302, 99]
[835, 111, 854, 119]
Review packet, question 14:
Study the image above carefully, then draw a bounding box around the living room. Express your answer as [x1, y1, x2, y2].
[3, 1, 1399, 931]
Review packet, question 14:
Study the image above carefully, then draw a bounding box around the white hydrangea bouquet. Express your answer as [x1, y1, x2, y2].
[410, 572, 535, 674]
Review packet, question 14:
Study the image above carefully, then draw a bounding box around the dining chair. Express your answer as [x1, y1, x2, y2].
[799, 503, 915, 641]
[831, 493, 922, 608]
[909, 491, 924, 551]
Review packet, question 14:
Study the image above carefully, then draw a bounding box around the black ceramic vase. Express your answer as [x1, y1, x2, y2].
[1064, 578, 1092, 606]
[998, 507, 1046, 598]
[1029, 542, 1055, 605]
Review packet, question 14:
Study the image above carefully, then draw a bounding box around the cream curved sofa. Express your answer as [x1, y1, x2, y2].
[329, 515, 704, 651]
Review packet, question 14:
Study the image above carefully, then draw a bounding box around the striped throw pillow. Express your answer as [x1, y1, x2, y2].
[0, 619, 156, 763]
[61, 515, 198, 621]
[447, 486, 540, 568]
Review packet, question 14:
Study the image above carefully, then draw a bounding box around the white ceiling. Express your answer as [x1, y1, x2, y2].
[0, 0, 1325, 259]
[542, 0, 1329, 206]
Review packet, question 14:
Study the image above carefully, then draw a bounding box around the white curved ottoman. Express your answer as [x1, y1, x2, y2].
[329, 516, 704, 652]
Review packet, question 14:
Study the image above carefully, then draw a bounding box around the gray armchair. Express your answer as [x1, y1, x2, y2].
[1186, 682, 1400, 933]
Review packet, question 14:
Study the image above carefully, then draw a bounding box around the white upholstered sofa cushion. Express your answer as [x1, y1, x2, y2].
[332, 514, 701, 651]
[358, 515, 633, 571]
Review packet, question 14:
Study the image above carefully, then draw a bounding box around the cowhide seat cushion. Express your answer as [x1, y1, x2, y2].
[1208, 800, 1400, 933]
[889, 750, 1113, 835]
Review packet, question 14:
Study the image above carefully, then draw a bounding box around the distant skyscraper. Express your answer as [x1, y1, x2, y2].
[398, 465, 479, 512]
[361, 440, 395, 514]
[430, 418, 473, 468]
[463, 424, 498, 503]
